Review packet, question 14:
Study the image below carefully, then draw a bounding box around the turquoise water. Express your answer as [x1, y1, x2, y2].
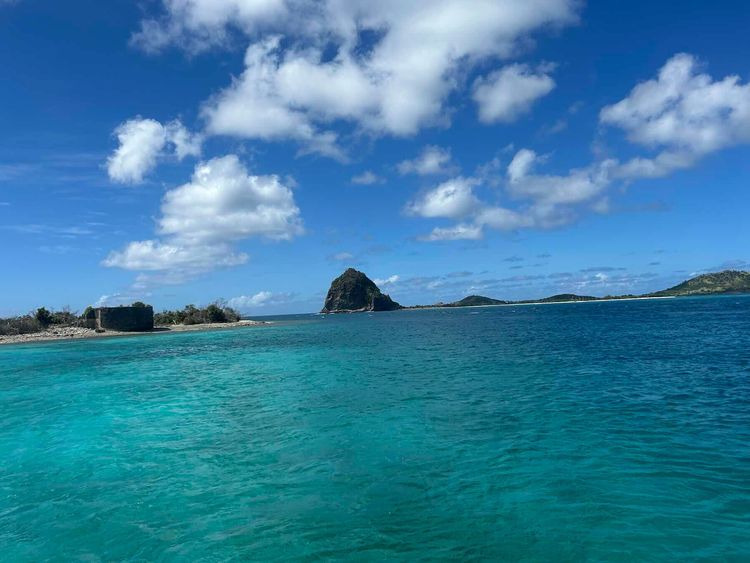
[1, 297, 749, 561]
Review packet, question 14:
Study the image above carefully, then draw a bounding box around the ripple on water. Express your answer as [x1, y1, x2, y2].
[0, 296, 749, 560]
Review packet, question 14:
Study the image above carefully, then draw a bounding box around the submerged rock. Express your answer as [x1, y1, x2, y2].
[321, 268, 402, 313]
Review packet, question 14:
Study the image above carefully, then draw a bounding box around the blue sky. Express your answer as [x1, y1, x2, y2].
[1, 0, 749, 315]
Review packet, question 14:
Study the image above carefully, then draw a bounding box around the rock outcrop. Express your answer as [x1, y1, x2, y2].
[321, 269, 402, 313]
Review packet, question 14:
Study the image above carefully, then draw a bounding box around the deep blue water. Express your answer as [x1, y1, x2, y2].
[1, 296, 749, 560]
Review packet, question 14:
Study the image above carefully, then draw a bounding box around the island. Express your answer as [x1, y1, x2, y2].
[321, 268, 402, 313]
[648, 270, 750, 297]
[0, 301, 265, 345]
[321, 269, 750, 313]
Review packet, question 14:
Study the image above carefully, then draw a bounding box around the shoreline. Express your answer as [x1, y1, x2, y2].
[405, 294, 677, 312]
[0, 320, 269, 347]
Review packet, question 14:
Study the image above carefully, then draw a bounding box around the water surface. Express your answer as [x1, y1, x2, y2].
[1, 297, 749, 560]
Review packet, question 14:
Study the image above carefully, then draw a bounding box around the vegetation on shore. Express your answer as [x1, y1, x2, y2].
[154, 302, 241, 326]
[0, 307, 85, 336]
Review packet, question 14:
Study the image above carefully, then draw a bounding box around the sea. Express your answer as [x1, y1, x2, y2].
[1, 296, 749, 560]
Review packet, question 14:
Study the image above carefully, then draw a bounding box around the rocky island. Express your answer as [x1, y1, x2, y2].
[321, 269, 750, 313]
[321, 268, 403, 313]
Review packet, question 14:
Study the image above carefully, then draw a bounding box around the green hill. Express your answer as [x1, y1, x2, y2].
[534, 293, 598, 303]
[650, 270, 750, 297]
[446, 295, 507, 307]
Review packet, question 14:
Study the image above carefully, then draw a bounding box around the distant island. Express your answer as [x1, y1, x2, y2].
[649, 270, 750, 297]
[321, 269, 750, 313]
[4, 269, 750, 343]
[321, 268, 402, 313]
[0, 301, 262, 345]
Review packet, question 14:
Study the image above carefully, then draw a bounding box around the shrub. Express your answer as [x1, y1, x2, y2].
[50, 307, 78, 326]
[35, 307, 53, 327]
[153, 302, 242, 326]
[0, 315, 42, 336]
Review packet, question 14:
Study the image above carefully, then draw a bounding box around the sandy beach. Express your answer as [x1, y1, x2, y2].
[0, 320, 268, 346]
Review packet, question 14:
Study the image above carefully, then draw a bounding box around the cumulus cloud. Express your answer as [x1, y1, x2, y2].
[329, 251, 354, 262]
[107, 117, 202, 184]
[351, 171, 384, 185]
[131, 0, 288, 53]
[420, 223, 483, 242]
[414, 53, 750, 241]
[406, 177, 480, 220]
[601, 53, 750, 178]
[103, 240, 248, 272]
[412, 149, 616, 241]
[505, 149, 617, 209]
[227, 290, 296, 311]
[373, 274, 399, 286]
[185, 1, 579, 152]
[398, 146, 455, 176]
[473, 63, 556, 123]
[104, 154, 302, 285]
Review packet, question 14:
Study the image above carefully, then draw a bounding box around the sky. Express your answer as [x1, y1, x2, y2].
[1, 0, 749, 316]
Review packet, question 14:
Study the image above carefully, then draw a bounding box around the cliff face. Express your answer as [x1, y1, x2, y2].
[321, 269, 402, 313]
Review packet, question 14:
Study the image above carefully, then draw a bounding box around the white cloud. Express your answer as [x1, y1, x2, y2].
[131, 0, 288, 53]
[601, 53, 750, 178]
[476, 206, 533, 231]
[411, 53, 750, 242]
[413, 150, 617, 241]
[406, 177, 479, 219]
[420, 223, 483, 241]
[473, 63, 556, 123]
[227, 291, 296, 310]
[506, 149, 617, 208]
[374, 274, 399, 286]
[191, 1, 578, 151]
[351, 171, 384, 185]
[107, 117, 202, 184]
[507, 148, 538, 183]
[107, 118, 167, 184]
[104, 155, 302, 285]
[166, 121, 203, 160]
[330, 252, 354, 261]
[398, 146, 455, 176]
[202, 38, 346, 160]
[103, 240, 248, 272]
[228, 290, 277, 309]
[158, 154, 302, 243]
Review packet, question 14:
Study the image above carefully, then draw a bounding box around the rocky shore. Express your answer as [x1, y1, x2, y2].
[0, 320, 267, 346]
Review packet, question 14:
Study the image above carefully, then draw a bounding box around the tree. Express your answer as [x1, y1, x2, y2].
[35, 307, 53, 327]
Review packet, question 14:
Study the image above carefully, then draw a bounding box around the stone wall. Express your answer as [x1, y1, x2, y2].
[95, 306, 154, 332]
